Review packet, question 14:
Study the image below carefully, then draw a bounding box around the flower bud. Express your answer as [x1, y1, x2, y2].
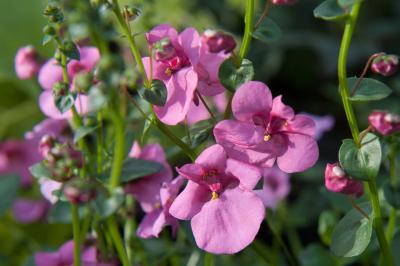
[52, 82, 69, 98]
[43, 25, 56, 36]
[368, 110, 400, 136]
[38, 134, 56, 160]
[202, 30, 236, 54]
[63, 178, 97, 204]
[43, 4, 64, 23]
[123, 5, 141, 21]
[272, 0, 297, 5]
[14, 46, 41, 80]
[371, 53, 398, 77]
[325, 163, 363, 198]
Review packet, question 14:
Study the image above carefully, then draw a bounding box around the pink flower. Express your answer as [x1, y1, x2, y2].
[272, 0, 297, 5]
[39, 91, 89, 120]
[12, 199, 49, 223]
[201, 30, 236, 54]
[169, 144, 265, 254]
[14, 46, 42, 80]
[186, 92, 228, 126]
[137, 177, 183, 238]
[214, 81, 319, 173]
[39, 179, 62, 204]
[304, 113, 335, 140]
[325, 163, 363, 198]
[35, 239, 117, 266]
[368, 110, 400, 136]
[371, 53, 398, 77]
[0, 140, 38, 187]
[254, 168, 290, 210]
[125, 142, 173, 212]
[25, 118, 68, 144]
[142, 24, 200, 125]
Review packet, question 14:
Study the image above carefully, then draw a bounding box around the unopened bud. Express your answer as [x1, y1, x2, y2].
[43, 25, 56, 36]
[369, 110, 400, 136]
[14, 46, 42, 80]
[43, 4, 64, 23]
[325, 163, 363, 198]
[123, 5, 141, 21]
[63, 178, 97, 204]
[202, 30, 236, 54]
[39, 134, 56, 160]
[73, 72, 93, 94]
[52, 82, 69, 98]
[371, 53, 398, 77]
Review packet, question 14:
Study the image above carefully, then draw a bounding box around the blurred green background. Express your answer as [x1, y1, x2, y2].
[1, 0, 400, 265]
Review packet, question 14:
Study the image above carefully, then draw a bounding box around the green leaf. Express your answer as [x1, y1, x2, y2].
[48, 201, 85, 223]
[383, 181, 400, 209]
[339, 133, 382, 181]
[141, 117, 153, 143]
[55, 94, 75, 114]
[299, 244, 338, 266]
[318, 210, 338, 245]
[331, 202, 373, 257]
[0, 175, 20, 216]
[313, 0, 348, 21]
[347, 77, 392, 102]
[61, 40, 80, 60]
[139, 79, 168, 106]
[253, 18, 282, 43]
[92, 188, 125, 219]
[74, 124, 100, 143]
[120, 158, 164, 183]
[218, 58, 254, 92]
[29, 162, 52, 179]
[88, 86, 107, 111]
[182, 119, 213, 148]
[42, 35, 53, 46]
[338, 0, 360, 8]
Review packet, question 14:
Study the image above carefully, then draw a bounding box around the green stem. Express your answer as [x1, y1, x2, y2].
[124, 195, 136, 263]
[239, 0, 254, 61]
[106, 216, 130, 266]
[111, 0, 150, 88]
[71, 204, 81, 266]
[108, 109, 125, 189]
[337, 2, 362, 143]
[97, 112, 104, 175]
[204, 253, 214, 266]
[368, 180, 395, 266]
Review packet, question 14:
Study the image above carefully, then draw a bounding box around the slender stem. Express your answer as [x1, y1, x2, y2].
[71, 204, 81, 266]
[368, 179, 395, 266]
[223, 92, 233, 119]
[106, 216, 131, 266]
[108, 109, 125, 189]
[238, 0, 255, 61]
[97, 112, 104, 175]
[337, 2, 362, 143]
[254, 0, 272, 30]
[111, 0, 150, 88]
[196, 91, 217, 124]
[124, 195, 136, 262]
[348, 196, 370, 219]
[350, 53, 384, 96]
[204, 253, 214, 266]
[385, 151, 397, 245]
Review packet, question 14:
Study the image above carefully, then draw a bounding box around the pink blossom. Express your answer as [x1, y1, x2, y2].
[137, 176, 183, 238]
[125, 142, 173, 212]
[272, 0, 297, 5]
[186, 92, 228, 125]
[368, 110, 400, 136]
[169, 144, 264, 254]
[254, 167, 290, 210]
[14, 46, 42, 80]
[324, 163, 363, 198]
[39, 179, 62, 204]
[12, 199, 49, 223]
[214, 81, 319, 173]
[371, 54, 398, 77]
[304, 113, 335, 140]
[25, 118, 68, 143]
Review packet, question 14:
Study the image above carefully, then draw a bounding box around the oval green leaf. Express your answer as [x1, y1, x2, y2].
[139, 79, 168, 106]
[219, 58, 254, 92]
[331, 202, 373, 257]
[347, 77, 392, 102]
[339, 133, 382, 181]
[314, 0, 348, 21]
[93, 188, 125, 219]
[120, 158, 164, 182]
[253, 18, 282, 43]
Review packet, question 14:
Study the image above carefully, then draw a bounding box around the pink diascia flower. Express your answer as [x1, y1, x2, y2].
[368, 110, 400, 136]
[254, 168, 290, 210]
[137, 177, 183, 238]
[12, 198, 49, 223]
[304, 114, 335, 140]
[125, 142, 173, 213]
[272, 0, 297, 5]
[371, 53, 398, 77]
[324, 163, 363, 198]
[37, 46, 99, 119]
[214, 81, 319, 173]
[35, 239, 117, 266]
[14, 45, 42, 80]
[169, 144, 265, 254]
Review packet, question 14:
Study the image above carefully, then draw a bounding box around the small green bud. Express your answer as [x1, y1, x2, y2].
[43, 25, 56, 36]
[53, 82, 69, 98]
[123, 5, 141, 21]
[73, 72, 93, 94]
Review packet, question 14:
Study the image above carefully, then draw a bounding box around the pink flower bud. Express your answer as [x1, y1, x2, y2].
[371, 53, 398, 77]
[14, 46, 41, 80]
[202, 30, 236, 54]
[324, 163, 363, 198]
[368, 110, 400, 136]
[63, 179, 97, 204]
[38, 134, 56, 160]
[272, 0, 297, 5]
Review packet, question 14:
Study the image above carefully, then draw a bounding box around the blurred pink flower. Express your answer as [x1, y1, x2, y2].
[170, 144, 264, 254]
[272, 0, 297, 5]
[12, 198, 49, 223]
[14, 46, 42, 80]
[368, 110, 400, 136]
[214, 81, 319, 173]
[324, 162, 363, 198]
[304, 113, 335, 140]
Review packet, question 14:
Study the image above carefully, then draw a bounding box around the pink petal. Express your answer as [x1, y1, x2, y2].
[169, 180, 210, 220]
[38, 59, 63, 90]
[232, 81, 273, 122]
[225, 158, 262, 190]
[191, 187, 265, 254]
[78, 46, 100, 71]
[271, 95, 294, 120]
[214, 120, 264, 148]
[128, 141, 142, 158]
[277, 133, 319, 173]
[197, 80, 225, 97]
[39, 91, 89, 120]
[195, 144, 227, 173]
[186, 100, 210, 126]
[142, 57, 169, 81]
[139, 143, 167, 164]
[160, 176, 184, 207]
[178, 27, 201, 66]
[213, 92, 228, 113]
[146, 24, 179, 46]
[137, 210, 163, 238]
[153, 67, 198, 125]
[288, 114, 316, 136]
[35, 252, 60, 266]
[177, 163, 205, 184]
[12, 199, 48, 223]
[59, 240, 75, 264]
